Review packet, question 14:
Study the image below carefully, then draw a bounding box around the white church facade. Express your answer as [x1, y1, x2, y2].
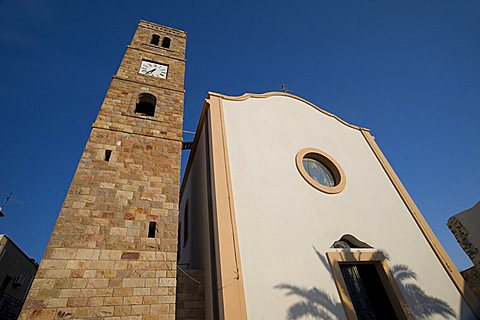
[178, 92, 480, 319]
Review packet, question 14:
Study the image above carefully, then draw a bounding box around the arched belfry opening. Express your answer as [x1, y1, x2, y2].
[150, 34, 160, 45]
[135, 93, 156, 117]
[161, 37, 171, 48]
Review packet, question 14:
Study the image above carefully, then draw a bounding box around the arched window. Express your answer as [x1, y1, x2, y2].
[161, 37, 171, 48]
[150, 34, 160, 46]
[135, 93, 156, 117]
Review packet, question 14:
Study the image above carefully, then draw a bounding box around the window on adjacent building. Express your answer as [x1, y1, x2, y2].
[0, 275, 12, 293]
[150, 34, 160, 45]
[135, 93, 156, 117]
[161, 37, 171, 48]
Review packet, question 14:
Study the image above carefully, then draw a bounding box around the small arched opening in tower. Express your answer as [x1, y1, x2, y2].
[150, 34, 160, 45]
[161, 37, 171, 49]
[135, 93, 156, 117]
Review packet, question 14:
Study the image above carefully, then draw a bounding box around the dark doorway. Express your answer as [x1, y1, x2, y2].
[340, 263, 398, 320]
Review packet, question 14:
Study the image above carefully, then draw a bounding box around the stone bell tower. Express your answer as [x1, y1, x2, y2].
[20, 21, 186, 319]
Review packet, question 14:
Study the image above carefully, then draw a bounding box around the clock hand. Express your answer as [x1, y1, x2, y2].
[146, 68, 156, 75]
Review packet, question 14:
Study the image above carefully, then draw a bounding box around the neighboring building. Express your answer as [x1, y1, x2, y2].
[0, 235, 38, 319]
[178, 92, 480, 319]
[448, 202, 480, 298]
[18, 20, 480, 320]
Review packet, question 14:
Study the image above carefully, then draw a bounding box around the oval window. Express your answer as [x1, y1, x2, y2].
[302, 157, 335, 187]
[296, 148, 346, 194]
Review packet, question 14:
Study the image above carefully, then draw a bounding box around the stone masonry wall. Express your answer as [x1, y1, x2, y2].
[448, 213, 480, 298]
[175, 269, 205, 320]
[461, 267, 480, 299]
[20, 21, 186, 320]
[448, 216, 480, 269]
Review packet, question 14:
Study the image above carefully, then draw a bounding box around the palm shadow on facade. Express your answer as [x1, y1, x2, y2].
[274, 247, 456, 319]
[391, 264, 456, 319]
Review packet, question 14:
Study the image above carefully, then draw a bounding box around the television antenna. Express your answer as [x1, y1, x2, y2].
[0, 193, 24, 218]
[281, 84, 293, 93]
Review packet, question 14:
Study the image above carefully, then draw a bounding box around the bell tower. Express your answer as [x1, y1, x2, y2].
[20, 21, 186, 319]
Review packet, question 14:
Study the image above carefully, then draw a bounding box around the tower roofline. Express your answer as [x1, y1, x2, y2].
[138, 19, 187, 37]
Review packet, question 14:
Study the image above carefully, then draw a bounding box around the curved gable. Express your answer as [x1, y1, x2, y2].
[208, 91, 369, 132]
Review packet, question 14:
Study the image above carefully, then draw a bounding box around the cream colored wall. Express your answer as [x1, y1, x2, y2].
[221, 95, 476, 319]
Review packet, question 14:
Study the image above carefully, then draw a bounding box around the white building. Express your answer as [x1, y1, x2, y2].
[178, 92, 480, 319]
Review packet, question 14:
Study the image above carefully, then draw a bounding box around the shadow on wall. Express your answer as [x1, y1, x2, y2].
[274, 247, 456, 320]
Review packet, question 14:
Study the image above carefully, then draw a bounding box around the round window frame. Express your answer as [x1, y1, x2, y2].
[296, 148, 346, 194]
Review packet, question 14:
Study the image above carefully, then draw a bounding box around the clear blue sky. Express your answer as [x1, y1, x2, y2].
[0, 0, 478, 271]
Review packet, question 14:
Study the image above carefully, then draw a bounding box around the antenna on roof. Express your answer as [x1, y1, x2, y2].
[0, 193, 12, 218]
[0, 193, 24, 218]
[281, 84, 293, 93]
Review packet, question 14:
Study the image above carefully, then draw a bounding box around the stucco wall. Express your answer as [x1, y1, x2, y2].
[221, 95, 476, 319]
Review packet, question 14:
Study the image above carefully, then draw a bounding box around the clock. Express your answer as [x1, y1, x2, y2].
[139, 60, 168, 79]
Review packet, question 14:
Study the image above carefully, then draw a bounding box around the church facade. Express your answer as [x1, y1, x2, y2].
[178, 92, 480, 319]
[20, 21, 480, 319]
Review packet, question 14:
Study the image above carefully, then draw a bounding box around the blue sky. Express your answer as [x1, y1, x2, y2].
[0, 0, 478, 271]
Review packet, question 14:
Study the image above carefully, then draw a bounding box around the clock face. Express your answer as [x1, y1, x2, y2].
[139, 60, 168, 79]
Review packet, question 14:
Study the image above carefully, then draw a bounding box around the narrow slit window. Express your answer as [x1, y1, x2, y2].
[135, 93, 156, 117]
[150, 34, 160, 45]
[161, 37, 171, 48]
[104, 150, 112, 161]
[148, 221, 156, 238]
